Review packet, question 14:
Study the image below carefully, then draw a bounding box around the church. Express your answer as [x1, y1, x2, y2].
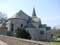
[6, 8, 51, 41]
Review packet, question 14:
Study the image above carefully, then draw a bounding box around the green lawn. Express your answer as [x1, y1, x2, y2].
[49, 42, 60, 45]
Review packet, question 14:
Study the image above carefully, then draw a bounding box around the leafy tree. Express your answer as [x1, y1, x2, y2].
[16, 28, 31, 39]
[51, 27, 60, 41]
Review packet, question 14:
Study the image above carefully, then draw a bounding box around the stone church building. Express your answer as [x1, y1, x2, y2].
[6, 8, 51, 41]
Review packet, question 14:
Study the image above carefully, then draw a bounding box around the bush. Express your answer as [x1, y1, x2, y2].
[16, 28, 31, 39]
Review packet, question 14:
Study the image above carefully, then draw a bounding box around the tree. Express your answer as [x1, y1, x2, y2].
[0, 12, 7, 24]
[16, 28, 31, 39]
[51, 27, 60, 41]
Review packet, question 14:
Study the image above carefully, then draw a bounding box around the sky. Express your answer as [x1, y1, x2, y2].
[0, 0, 60, 27]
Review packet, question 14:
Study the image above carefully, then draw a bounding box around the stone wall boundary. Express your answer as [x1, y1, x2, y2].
[0, 35, 44, 45]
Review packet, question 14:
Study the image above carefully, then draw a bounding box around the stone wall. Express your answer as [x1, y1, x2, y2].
[26, 28, 41, 41]
[7, 18, 27, 32]
[26, 28, 51, 41]
[0, 35, 44, 45]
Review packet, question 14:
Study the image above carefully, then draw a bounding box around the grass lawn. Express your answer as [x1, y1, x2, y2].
[49, 42, 60, 45]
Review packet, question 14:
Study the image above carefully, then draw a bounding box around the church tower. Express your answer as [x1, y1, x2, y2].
[32, 8, 37, 17]
[32, 8, 41, 28]
[32, 8, 37, 22]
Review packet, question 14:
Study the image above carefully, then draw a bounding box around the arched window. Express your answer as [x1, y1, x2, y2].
[11, 23, 14, 32]
[21, 24, 23, 27]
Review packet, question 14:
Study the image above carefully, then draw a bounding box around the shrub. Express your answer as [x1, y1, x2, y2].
[16, 28, 31, 39]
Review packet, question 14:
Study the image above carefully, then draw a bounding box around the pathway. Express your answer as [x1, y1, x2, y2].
[0, 40, 8, 45]
[0, 40, 49, 45]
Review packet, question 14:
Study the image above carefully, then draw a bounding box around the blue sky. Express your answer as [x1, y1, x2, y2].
[0, 0, 60, 27]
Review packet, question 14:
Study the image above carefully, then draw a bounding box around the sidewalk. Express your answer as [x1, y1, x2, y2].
[37, 41, 49, 45]
[0, 40, 49, 45]
[0, 40, 8, 45]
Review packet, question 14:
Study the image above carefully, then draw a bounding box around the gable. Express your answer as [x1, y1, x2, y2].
[16, 10, 30, 20]
[10, 10, 31, 21]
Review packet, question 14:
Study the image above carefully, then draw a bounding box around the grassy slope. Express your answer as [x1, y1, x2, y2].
[49, 42, 60, 45]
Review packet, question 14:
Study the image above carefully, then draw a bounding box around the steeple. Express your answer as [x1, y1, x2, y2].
[32, 8, 36, 16]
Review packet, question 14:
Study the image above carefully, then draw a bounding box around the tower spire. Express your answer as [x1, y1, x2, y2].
[32, 8, 36, 16]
